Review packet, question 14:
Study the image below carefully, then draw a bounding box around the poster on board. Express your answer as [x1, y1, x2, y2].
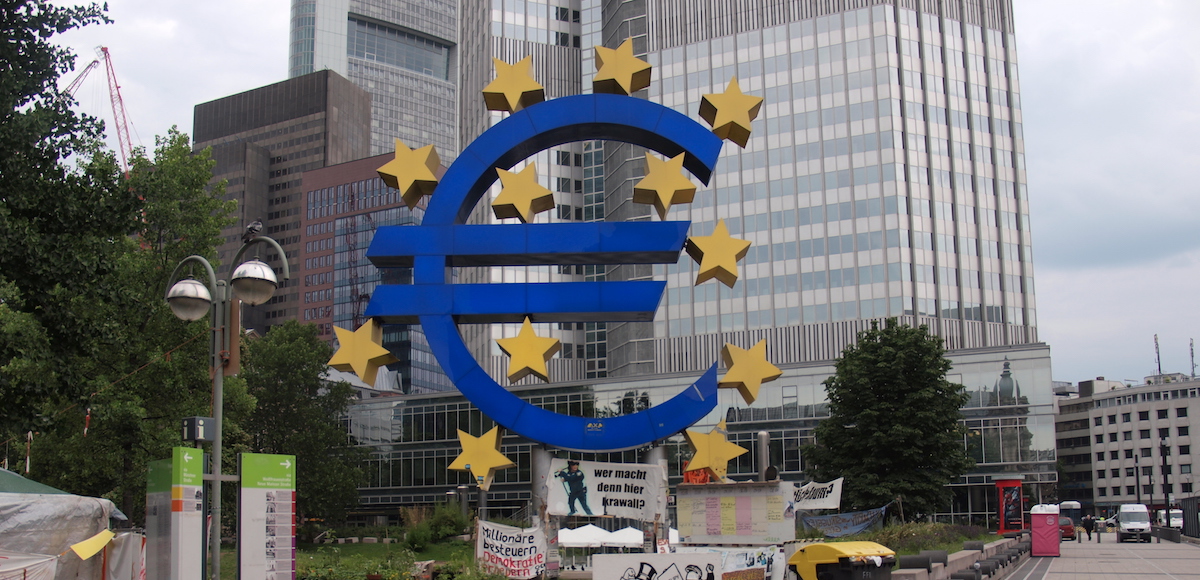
[593, 553, 723, 580]
[476, 520, 548, 579]
[239, 453, 297, 580]
[675, 481, 794, 545]
[546, 459, 665, 520]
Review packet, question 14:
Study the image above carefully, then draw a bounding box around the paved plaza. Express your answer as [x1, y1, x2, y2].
[1007, 535, 1200, 580]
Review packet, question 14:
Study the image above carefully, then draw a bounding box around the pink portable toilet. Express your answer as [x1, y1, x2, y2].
[1030, 504, 1060, 557]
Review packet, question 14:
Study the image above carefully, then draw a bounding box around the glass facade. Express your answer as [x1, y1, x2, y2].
[347, 18, 452, 81]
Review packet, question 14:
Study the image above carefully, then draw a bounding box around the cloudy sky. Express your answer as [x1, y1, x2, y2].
[51, 1, 1200, 385]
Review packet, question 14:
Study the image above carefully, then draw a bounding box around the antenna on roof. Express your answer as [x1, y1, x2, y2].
[1155, 334, 1162, 376]
[1191, 338, 1195, 379]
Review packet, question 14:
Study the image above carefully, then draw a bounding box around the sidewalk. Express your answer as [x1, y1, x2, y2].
[1006, 534, 1200, 580]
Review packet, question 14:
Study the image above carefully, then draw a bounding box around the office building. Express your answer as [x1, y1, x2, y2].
[288, 0, 459, 157]
[343, 0, 1056, 525]
[1056, 375, 1197, 516]
[194, 70, 370, 333]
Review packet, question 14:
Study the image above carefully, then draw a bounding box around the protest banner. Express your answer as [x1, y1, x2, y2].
[477, 520, 548, 579]
[593, 553, 722, 580]
[675, 481, 794, 545]
[675, 546, 785, 580]
[546, 459, 665, 520]
[800, 505, 889, 537]
[790, 478, 842, 511]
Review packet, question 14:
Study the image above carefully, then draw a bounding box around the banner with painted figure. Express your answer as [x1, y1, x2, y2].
[675, 546, 785, 580]
[800, 505, 888, 538]
[594, 553, 723, 580]
[546, 459, 665, 520]
[477, 520, 548, 579]
[790, 478, 843, 511]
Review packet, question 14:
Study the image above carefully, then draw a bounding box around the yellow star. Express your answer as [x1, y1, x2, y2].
[719, 340, 782, 405]
[492, 163, 555, 223]
[633, 153, 696, 219]
[328, 319, 398, 388]
[495, 317, 562, 383]
[683, 420, 748, 480]
[685, 219, 751, 288]
[376, 139, 440, 209]
[448, 426, 515, 491]
[482, 56, 545, 113]
[698, 77, 764, 148]
[593, 38, 652, 95]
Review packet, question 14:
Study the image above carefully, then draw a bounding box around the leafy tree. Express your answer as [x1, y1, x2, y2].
[803, 319, 974, 518]
[22, 129, 240, 522]
[241, 320, 368, 523]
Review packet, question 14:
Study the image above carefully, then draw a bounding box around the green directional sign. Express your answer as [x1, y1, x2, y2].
[241, 453, 296, 490]
[173, 447, 202, 486]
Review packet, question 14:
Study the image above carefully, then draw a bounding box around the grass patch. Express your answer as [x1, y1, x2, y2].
[216, 540, 476, 580]
[825, 522, 994, 556]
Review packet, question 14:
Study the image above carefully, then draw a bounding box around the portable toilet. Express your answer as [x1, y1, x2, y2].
[1030, 504, 1061, 557]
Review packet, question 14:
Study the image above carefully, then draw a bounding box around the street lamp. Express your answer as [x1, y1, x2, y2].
[165, 237, 290, 580]
[1160, 437, 1171, 524]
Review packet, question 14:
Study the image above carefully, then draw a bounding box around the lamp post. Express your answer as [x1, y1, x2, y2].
[165, 237, 290, 580]
[1135, 454, 1142, 506]
[1160, 437, 1170, 523]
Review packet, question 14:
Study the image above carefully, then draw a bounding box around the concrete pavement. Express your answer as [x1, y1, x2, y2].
[1006, 534, 1200, 580]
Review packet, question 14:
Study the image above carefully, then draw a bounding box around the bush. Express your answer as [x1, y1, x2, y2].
[297, 546, 417, 580]
[835, 522, 990, 555]
[428, 501, 470, 541]
[404, 521, 435, 552]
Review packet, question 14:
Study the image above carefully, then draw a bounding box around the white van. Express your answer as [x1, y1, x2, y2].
[1157, 509, 1184, 529]
[1110, 504, 1151, 542]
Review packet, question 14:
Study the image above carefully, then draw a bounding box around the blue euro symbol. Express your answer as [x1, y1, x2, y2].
[365, 94, 724, 451]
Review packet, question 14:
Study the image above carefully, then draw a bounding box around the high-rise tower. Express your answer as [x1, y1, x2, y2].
[288, 0, 459, 157]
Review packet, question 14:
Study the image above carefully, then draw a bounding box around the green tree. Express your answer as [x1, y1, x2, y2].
[241, 320, 368, 523]
[803, 319, 974, 518]
[22, 129, 240, 522]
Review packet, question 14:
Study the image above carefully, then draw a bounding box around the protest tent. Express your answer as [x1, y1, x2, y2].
[605, 527, 644, 548]
[558, 524, 609, 548]
[0, 468, 121, 579]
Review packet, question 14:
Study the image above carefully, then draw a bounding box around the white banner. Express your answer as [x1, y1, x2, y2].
[593, 553, 723, 580]
[546, 459, 665, 520]
[675, 546, 785, 580]
[476, 520, 548, 579]
[791, 478, 842, 511]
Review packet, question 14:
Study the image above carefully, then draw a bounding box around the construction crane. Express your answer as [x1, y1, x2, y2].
[60, 46, 137, 173]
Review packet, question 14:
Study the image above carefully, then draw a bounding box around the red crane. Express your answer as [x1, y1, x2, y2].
[99, 46, 135, 173]
[61, 46, 137, 173]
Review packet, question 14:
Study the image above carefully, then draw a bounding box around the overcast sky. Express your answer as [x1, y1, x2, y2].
[51, 1, 1200, 385]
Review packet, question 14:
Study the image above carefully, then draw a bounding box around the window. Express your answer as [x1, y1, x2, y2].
[1094, 417, 1104, 427]
[1180, 445, 1190, 455]
[1123, 431, 1133, 440]
[1141, 466, 1152, 476]
[1112, 487, 1121, 496]
[1179, 426, 1190, 436]
[1097, 452, 1106, 461]
[555, 6, 569, 21]
[1095, 434, 1104, 444]
[1179, 407, 1189, 418]
[1140, 429, 1151, 439]
[1183, 465, 1193, 475]
[1125, 449, 1134, 458]
[1125, 467, 1135, 477]
[1127, 486, 1136, 495]
[1142, 448, 1152, 457]
[1097, 469, 1106, 478]
[1158, 409, 1169, 419]
[1098, 488, 1107, 496]
[1184, 483, 1194, 493]
[1139, 411, 1150, 420]
[1122, 412, 1131, 422]
[1111, 468, 1120, 477]
[555, 32, 570, 46]
[1159, 427, 1170, 437]
[556, 151, 571, 166]
[1111, 451, 1120, 460]
[1143, 484, 1153, 495]
[1163, 447, 1171, 456]
[1109, 415, 1117, 424]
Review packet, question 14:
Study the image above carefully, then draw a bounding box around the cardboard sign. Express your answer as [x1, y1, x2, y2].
[477, 520, 548, 579]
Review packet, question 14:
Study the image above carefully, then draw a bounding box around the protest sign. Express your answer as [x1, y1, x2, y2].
[593, 553, 722, 580]
[800, 505, 888, 537]
[790, 478, 842, 511]
[477, 520, 548, 579]
[546, 459, 665, 520]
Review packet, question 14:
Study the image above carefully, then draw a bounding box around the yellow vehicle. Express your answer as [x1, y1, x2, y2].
[788, 541, 896, 580]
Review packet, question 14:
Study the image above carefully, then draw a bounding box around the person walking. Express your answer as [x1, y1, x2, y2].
[1081, 514, 1096, 541]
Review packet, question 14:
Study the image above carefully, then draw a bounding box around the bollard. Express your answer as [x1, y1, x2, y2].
[1097, 529, 1101, 543]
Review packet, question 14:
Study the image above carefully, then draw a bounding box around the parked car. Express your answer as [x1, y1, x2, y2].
[1059, 516, 1076, 540]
